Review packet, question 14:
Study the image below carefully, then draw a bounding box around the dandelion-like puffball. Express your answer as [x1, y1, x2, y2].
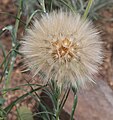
[21, 11, 103, 88]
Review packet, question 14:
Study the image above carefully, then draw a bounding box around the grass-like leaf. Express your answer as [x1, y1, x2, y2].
[17, 106, 33, 120]
[4, 85, 47, 114]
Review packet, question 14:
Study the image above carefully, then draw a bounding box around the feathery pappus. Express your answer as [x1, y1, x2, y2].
[20, 11, 103, 88]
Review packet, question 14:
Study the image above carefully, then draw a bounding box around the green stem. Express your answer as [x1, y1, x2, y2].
[39, 0, 46, 13]
[83, 0, 94, 19]
[55, 99, 60, 120]
[4, 85, 47, 114]
[70, 95, 78, 120]
[54, 85, 62, 120]
[5, 0, 23, 89]
[59, 87, 70, 113]
[60, 0, 76, 14]
[15, 0, 22, 38]
[5, 51, 16, 88]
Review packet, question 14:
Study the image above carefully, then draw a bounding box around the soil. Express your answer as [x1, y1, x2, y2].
[0, 0, 113, 120]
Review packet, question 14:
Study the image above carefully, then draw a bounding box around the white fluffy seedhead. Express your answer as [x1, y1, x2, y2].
[20, 11, 103, 88]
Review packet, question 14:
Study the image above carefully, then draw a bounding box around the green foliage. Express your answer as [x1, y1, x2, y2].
[16, 0, 38, 16]
[37, 81, 71, 120]
[0, 107, 6, 120]
[87, 0, 113, 19]
[0, 98, 5, 106]
[52, 0, 113, 20]
[17, 106, 33, 120]
[0, 0, 112, 119]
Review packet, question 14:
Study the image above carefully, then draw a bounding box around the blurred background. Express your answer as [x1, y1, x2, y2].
[0, 0, 113, 120]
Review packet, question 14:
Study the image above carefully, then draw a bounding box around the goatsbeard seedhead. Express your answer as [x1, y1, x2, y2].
[20, 11, 103, 88]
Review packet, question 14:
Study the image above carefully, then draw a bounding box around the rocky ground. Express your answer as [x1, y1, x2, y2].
[0, 0, 113, 120]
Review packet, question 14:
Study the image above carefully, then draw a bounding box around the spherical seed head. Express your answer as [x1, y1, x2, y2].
[20, 11, 103, 88]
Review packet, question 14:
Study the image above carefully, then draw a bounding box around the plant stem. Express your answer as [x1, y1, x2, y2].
[70, 95, 78, 120]
[4, 85, 47, 114]
[83, 0, 94, 19]
[55, 99, 60, 120]
[54, 85, 62, 120]
[39, 0, 46, 13]
[5, 0, 23, 88]
[5, 52, 16, 88]
[15, 0, 22, 38]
